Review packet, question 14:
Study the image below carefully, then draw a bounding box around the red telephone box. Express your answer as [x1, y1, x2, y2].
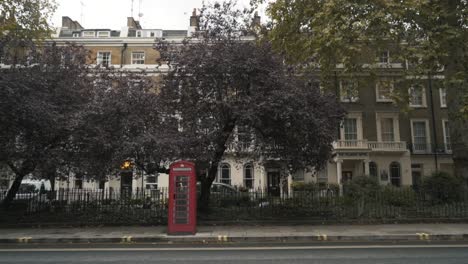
[168, 161, 197, 235]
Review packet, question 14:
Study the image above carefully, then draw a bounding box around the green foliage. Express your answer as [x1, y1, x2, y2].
[381, 186, 416, 207]
[291, 182, 316, 192]
[264, 0, 468, 177]
[291, 182, 339, 194]
[0, 0, 56, 64]
[343, 176, 381, 200]
[422, 171, 467, 203]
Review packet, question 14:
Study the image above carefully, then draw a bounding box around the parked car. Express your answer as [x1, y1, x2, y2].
[15, 180, 51, 199]
[196, 182, 239, 196]
[210, 182, 239, 196]
[12, 180, 51, 211]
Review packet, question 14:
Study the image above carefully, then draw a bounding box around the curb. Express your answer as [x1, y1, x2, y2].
[1, 234, 468, 244]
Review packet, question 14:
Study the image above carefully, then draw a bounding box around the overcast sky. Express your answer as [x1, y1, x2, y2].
[52, 0, 268, 30]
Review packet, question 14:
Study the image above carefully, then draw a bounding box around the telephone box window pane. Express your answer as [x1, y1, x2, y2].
[176, 199, 188, 205]
[173, 175, 190, 225]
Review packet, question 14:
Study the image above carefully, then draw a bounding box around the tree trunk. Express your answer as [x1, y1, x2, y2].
[1, 174, 25, 209]
[2, 160, 36, 209]
[198, 176, 213, 212]
[198, 118, 236, 211]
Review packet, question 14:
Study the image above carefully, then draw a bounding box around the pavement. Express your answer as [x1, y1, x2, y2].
[1, 223, 468, 244]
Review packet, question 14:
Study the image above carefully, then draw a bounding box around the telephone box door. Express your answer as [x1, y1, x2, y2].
[168, 161, 197, 235]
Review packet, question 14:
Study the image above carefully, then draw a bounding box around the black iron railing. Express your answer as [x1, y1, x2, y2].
[1, 187, 468, 225]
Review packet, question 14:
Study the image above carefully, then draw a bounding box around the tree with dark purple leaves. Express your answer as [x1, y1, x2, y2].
[156, 1, 345, 208]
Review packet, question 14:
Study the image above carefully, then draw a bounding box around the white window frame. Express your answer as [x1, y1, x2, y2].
[340, 112, 363, 141]
[217, 163, 231, 185]
[439, 87, 447, 108]
[82, 31, 96, 37]
[96, 51, 111, 67]
[343, 118, 358, 140]
[380, 117, 395, 142]
[339, 80, 359, 102]
[72, 33, 80, 38]
[410, 119, 431, 153]
[409, 85, 427, 108]
[379, 50, 390, 64]
[376, 79, 394, 102]
[131, 51, 145, 65]
[376, 113, 400, 142]
[442, 119, 451, 153]
[136, 30, 142, 37]
[97, 31, 110, 38]
[243, 163, 254, 189]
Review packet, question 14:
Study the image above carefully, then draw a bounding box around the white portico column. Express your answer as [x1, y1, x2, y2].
[287, 172, 293, 198]
[364, 159, 370, 176]
[336, 160, 343, 196]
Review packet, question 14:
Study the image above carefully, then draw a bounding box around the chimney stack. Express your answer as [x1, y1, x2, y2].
[190, 8, 199, 29]
[127, 17, 142, 29]
[61, 16, 83, 30]
[252, 12, 261, 27]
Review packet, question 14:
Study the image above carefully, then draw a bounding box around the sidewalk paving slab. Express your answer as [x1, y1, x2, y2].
[1, 224, 468, 244]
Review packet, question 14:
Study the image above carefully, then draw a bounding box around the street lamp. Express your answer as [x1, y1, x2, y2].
[121, 160, 132, 170]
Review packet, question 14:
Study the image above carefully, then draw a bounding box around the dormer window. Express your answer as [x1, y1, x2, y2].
[97, 31, 110, 38]
[82, 31, 96, 37]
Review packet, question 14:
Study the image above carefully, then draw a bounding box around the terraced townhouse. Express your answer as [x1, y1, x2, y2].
[2, 13, 453, 196]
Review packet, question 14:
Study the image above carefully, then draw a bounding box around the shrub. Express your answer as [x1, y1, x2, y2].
[291, 182, 317, 192]
[381, 186, 416, 207]
[422, 171, 467, 203]
[291, 182, 339, 192]
[343, 176, 381, 200]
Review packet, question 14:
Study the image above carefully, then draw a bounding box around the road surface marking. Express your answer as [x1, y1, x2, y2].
[317, 234, 328, 241]
[16, 237, 32, 243]
[217, 235, 228, 242]
[2, 244, 468, 252]
[121, 236, 133, 243]
[416, 233, 430, 240]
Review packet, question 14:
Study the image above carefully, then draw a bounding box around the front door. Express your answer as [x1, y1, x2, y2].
[267, 171, 280, 196]
[342, 171, 353, 183]
[121, 171, 133, 198]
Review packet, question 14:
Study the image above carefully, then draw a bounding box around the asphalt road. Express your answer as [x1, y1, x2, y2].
[1, 244, 468, 264]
